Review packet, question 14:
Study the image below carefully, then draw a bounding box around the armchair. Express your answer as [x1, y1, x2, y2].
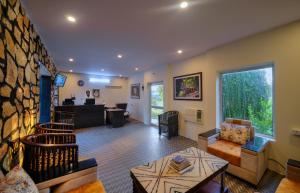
[276, 159, 300, 193]
[158, 111, 179, 139]
[116, 103, 130, 120]
[198, 118, 269, 185]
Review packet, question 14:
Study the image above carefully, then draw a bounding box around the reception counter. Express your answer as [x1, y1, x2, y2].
[55, 105, 105, 128]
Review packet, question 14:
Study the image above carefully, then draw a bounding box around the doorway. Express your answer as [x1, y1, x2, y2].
[150, 82, 164, 125]
[40, 75, 51, 123]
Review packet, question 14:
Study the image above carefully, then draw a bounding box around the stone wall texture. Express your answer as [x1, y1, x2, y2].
[0, 0, 56, 171]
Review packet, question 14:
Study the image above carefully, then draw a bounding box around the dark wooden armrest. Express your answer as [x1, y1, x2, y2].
[288, 159, 300, 168]
[241, 136, 269, 153]
[198, 128, 220, 139]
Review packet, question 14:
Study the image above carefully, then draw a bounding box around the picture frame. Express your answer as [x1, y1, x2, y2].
[173, 72, 202, 101]
[131, 83, 140, 99]
[93, 89, 100, 98]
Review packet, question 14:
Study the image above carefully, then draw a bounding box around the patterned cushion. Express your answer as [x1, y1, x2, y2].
[220, 123, 249, 145]
[0, 166, 38, 193]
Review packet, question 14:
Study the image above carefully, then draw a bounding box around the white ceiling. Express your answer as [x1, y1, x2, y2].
[22, 0, 300, 76]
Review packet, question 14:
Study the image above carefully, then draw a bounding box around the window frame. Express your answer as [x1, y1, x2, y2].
[219, 63, 275, 138]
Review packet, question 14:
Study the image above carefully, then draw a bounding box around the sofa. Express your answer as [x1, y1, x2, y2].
[275, 159, 300, 193]
[198, 118, 269, 185]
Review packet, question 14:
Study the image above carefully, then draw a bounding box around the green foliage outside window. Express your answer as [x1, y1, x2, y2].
[222, 67, 273, 136]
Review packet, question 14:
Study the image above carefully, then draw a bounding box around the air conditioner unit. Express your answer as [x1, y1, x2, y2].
[184, 109, 203, 125]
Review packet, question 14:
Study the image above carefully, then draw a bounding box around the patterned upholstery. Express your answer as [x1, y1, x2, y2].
[0, 166, 39, 193]
[275, 178, 300, 193]
[225, 118, 255, 139]
[220, 123, 249, 144]
[207, 140, 241, 166]
[67, 180, 106, 193]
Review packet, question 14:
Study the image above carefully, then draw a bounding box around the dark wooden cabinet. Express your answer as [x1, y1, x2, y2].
[55, 105, 105, 128]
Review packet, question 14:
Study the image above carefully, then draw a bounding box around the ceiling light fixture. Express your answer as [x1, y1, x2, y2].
[135, 67, 139, 71]
[89, 78, 110, 83]
[117, 54, 123, 59]
[101, 69, 105, 72]
[69, 69, 73, 72]
[177, 49, 183, 54]
[119, 74, 122, 77]
[180, 1, 189, 9]
[66, 16, 76, 23]
[68, 58, 74, 62]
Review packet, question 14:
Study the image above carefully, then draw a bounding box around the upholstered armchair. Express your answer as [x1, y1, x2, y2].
[158, 111, 179, 139]
[276, 159, 300, 193]
[198, 118, 269, 185]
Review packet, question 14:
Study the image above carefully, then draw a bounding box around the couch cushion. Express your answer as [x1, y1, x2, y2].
[207, 140, 241, 166]
[67, 180, 106, 193]
[220, 123, 249, 144]
[275, 178, 300, 193]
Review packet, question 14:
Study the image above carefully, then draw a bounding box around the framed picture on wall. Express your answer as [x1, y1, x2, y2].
[173, 72, 202, 101]
[131, 83, 140, 99]
[93, 89, 100, 98]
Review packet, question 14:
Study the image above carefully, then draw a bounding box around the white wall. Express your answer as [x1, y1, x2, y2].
[128, 21, 300, 174]
[128, 65, 170, 123]
[59, 72, 129, 107]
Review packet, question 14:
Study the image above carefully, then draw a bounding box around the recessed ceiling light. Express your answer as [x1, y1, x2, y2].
[66, 16, 76, 23]
[69, 69, 73, 72]
[68, 58, 74, 62]
[135, 67, 139, 71]
[101, 69, 105, 72]
[177, 49, 183, 54]
[117, 54, 123, 59]
[180, 1, 189, 9]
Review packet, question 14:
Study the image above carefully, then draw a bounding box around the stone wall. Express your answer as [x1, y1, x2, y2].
[0, 0, 56, 171]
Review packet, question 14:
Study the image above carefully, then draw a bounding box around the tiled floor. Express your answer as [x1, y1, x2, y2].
[75, 122, 282, 193]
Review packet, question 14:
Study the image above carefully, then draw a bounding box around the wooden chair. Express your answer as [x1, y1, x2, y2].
[21, 133, 78, 183]
[275, 159, 300, 193]
[158, 111, 179, 139]
[36, 122, 75, 134]
[198, 118, 269, 185]
[116, 103, 130, 119]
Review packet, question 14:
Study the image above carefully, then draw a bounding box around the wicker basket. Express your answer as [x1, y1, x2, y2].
[22, 133, 78, 182]
[36, 122, 75, 134]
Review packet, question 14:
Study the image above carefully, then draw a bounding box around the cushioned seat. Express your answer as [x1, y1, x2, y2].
[207, 140, 241, 166]
[67, 180, 107, 193]
[275, 178, 300, 193]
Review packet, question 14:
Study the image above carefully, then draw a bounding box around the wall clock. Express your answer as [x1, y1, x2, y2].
[77, 80, 85, 87]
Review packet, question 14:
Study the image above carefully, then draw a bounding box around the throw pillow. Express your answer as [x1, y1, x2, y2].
[0, 166, 38, 193]
[220, 123, 249, 144]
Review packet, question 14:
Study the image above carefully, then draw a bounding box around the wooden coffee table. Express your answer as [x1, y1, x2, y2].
[130, 147, 229, 193]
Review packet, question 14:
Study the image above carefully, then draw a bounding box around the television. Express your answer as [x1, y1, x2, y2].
[54, 73, 67, 87]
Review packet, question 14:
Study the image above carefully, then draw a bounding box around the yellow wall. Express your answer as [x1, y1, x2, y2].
[129, 21, 300, 173]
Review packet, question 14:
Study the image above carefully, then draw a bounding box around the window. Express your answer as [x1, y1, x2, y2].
[150, 83, 164, 125]
[221, 65, 274, 136]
